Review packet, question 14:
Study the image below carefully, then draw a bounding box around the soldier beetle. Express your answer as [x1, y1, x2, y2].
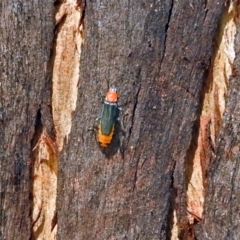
[97, 86, 120, 147]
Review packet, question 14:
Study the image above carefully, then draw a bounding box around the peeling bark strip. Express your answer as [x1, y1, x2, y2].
[0, 1, 54, 240]
[197, 3, 240, 240]
[30, 1, 85, 239]
[186, 0, 238, 227]
[52, 0, 85, 151]
[31, 132, 58, 240]
[57, 1, 224, 239]
[30, 109, 58, 240]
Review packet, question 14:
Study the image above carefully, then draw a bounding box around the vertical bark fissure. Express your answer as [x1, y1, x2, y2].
[128, 84, 141, 142]
[30, 1, 85, 239]
[30, 107, 57, 240]
[185, 0, 237, 236]
[167, 161, 177, 240]
[162, 0, 174, 64]
[227, 158, 240, 237]
[0, 1, 55, 239]
[132, 151, 139, 193]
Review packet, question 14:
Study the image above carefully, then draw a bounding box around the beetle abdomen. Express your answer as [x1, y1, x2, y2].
[98, 124, 114, 147]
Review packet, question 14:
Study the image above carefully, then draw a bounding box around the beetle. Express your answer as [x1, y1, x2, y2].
[97, 85, 120, 147]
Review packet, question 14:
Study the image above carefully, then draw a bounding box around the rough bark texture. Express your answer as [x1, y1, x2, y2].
[57, 1, 224, 239]
[0, 1, 54, 239]
[196, 16, 240, 240]
[2, 0, 239, 240]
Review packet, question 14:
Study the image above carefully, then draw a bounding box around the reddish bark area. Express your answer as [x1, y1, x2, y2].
[197, 22, 240, 240]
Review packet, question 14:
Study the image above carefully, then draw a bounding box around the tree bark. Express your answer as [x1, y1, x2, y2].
[1, 0, 239, 240]
[0, 1, 54, 239]
[196, 15, 240, 240]
[57, 1, 224, 239]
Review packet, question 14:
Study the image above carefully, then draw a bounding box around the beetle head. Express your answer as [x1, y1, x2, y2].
[105, 85, 118, 103]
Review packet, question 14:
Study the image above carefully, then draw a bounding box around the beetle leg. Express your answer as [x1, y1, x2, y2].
[95, 116, 101, 122]
[117, 113, 126, 134]
[88, 117, 100, 134]
[88, 123, 98, 132]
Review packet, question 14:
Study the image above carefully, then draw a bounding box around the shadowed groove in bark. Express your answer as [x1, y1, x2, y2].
[30, 1, 85, 239]
[128, 84, 141, 144]
[169, 1, 238, 239]
[30, 108, 58, 240]
[179, 1, 238, 239]
[162, 0, 174, 64]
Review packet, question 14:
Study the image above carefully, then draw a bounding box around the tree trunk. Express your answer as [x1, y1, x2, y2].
[0, 1, 55, 240]
[1, 0, 239, 240]
[196, 7, 240, 239]
[56, 1, 225, 240]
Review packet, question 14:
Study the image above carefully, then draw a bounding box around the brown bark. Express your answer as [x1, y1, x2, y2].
[57, 1, 224, 239]
[0, 1, 55, 239]
[196, 11, 240, 240]
[1, 0, 239, 240]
